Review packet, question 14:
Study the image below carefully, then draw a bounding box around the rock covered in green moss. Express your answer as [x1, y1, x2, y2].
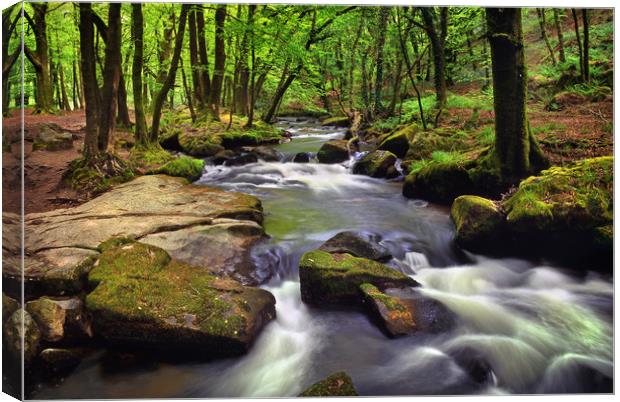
[220, 123, 284, 148]
[299, 372, 358, 397]
[353, 150, 397, 178]
[319, 231, 392, 262]
[378, 125, 415, 158]
[317, 140, 351, 164]
[178, 132, 225, 157]
[151, 156, 205, 181]
[321, 115, 351, 128]
[3, 293, 18, 323]
[449, 157, 613, 269]
[405, 128, 470, 162]
[25, 296, 92, 342]
[451, 195, 505, 252]
[403, 160, 473, 204]
[299, 250, 418, 306]
[85, 239, 276, 357]
[3, 309, 41, 366]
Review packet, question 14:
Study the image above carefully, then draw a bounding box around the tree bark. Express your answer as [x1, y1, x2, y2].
[553, 9, 566, 63]
[188, 7, 204, 109]
[581, 9, 590, 82]
[131, 3, 149, 146]
[572, 9, 584, 82]
[196, 6, 211, 102]
[150, 5, 189, 141]
[420, 7, 447, 108]
[373, 7, 390, 117]
[536, 8, 556, 65]
[2, 5, 20, 115]
[245, 5, 257, 127]
[78, 3, 100, 159]
[486, 8, 547, 181]
[24, 4, 54, 113]
[207, 4, 227, 120]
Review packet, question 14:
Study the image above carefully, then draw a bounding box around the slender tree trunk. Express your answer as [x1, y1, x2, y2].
[581, 9, 590, 82]
[235, 5, 250, 115]
[207, 4, 227, 120]
[97, 3, 122, 152]
[78, 3, 100, 159]
[131, 3, 149, 146]
[572, 9, 584, 81]
[188, 7, 204, 109]
[150, 5, 189, 141]
[24, 4, 54, 113]
[553, 9, 566, 62]
[245, 4, 257, 127]
[196, 6, 211, 103]
[420, 7, 447, 108]
[116, 75, 131, 126]
[180, 56, 196, 123]
[373, 7, 390, 117]
[486, 7, 547, 181]
[536, 8, 556, 65]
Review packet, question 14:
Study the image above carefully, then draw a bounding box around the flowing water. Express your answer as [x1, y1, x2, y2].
[33, 118, 613, 398]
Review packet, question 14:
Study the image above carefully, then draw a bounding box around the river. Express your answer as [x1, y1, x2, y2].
[32, 118, 613, 398]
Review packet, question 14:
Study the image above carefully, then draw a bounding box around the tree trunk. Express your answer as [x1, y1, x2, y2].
[486, 8, 547, 181]
[553, 9, 566, 63]
[150, 5, 189, 141]
[116, 75, 131, 126]
[373, 7, 390, 117]
[97, 3, 122, 152]
[581, 9, 590, 82]
[572, 9, 584, 82]
[245, 4, 257, 127]
[196, 6, 211, 103]
[420, 7, 447, 107]
[180, 56, 196, 122]
[536, 8, 556, 66]
[24, 4, 54, 113]
[131, 3, 149, 146]
[188, 7, 204, 109]
[78, 3, 100, 159]
[207, 4, 227, 120]
[235, 5, 250, 115]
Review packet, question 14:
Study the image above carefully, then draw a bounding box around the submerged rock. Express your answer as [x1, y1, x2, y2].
[224, 153, 259, 166]
[317, 140, 351, 164]
[299, 249, 417, 306]
[319, 231, 392, 262]
[299, 372, 358, 396]
[293, 152, 311, 163]
[4, 175, 267, 299]
[25, 296, 92, 342]
[241, 145, 282, 162]
[39, 347, 90, 373]
[353, 150, 397, 178]
[86, 239, 276, 357]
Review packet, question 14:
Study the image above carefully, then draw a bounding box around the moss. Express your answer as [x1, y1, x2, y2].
[220, 122, 283, 148]
[353, 150, 397, 178]
[86, 240, 274, 344]
[359, 283, 407, 313]
[450, 195, 505, 251]
[299, 372, 358, 397]
[321, 115, 351, 127]
[378, 125, 415, 158]
[405, 128, 471, 162]
[151, 156, 205, 182]
[299, 250, 417, 306]
[503, 157, 613, 233]
[63, 157, 135, 195]
[178, 132, 224, 157]
[403, 159, 473, 204]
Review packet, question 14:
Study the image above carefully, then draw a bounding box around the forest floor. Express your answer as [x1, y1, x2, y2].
[2, 88, 613, 215]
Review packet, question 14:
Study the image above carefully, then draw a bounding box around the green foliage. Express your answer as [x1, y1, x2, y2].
[150, 156, 205, 182]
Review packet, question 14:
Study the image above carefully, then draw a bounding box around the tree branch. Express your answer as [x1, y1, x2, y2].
[24, 45, 42, 71]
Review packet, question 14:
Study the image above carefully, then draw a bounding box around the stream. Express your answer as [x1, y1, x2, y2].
[33, 118, 613, 398]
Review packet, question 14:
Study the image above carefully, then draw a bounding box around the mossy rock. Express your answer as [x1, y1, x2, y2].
[220, 123, 283, 148]
[299, 372, 358, 397]
[3, 309, 41, 366]
[317, 140, 350, 164]
[321, 115, 351, 128]
[178, 132, 224, 157]
[451, 195, 505, 253]
[150, 156, 205, 182]
[3, 293, 19, 324]
[353, 150, 397, 178]
[319, 231, 392, 262]
[404, 129, 470, 162]
[25, 296, 92, 342]
[85, 239, 276, 357]
[299, 250, 418, 306]
[378, 125, 415, 158]
[360, 283, 415, 337]
[403, 161, 474, 204]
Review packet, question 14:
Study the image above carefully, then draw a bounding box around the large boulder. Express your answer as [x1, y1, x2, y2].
[178, 131, 225, 157]
[25, 296, 92, 342]
[3, 293, 19, 323]
[299, 250, 418, 306]
[403, 161, 474, 204]
[353, 150, 398, 178]
[3, 309, 41, 366]
[299, 372, 358, 397]
[360, 284, 453, 337]
[378, 126, 414, 158]
[319, 231, 392, 262]
[32, 123, 74, 151]
[3, 175, 267, 300]
[451, 195, 505, 253]
[85, 239, 276, 357]
[320, 116, 351, 128]
[317, 140, 351, 164]
[450, 157, 613, 269]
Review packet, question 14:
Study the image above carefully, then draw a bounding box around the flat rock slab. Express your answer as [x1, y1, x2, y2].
[3, 175, 267, 299]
